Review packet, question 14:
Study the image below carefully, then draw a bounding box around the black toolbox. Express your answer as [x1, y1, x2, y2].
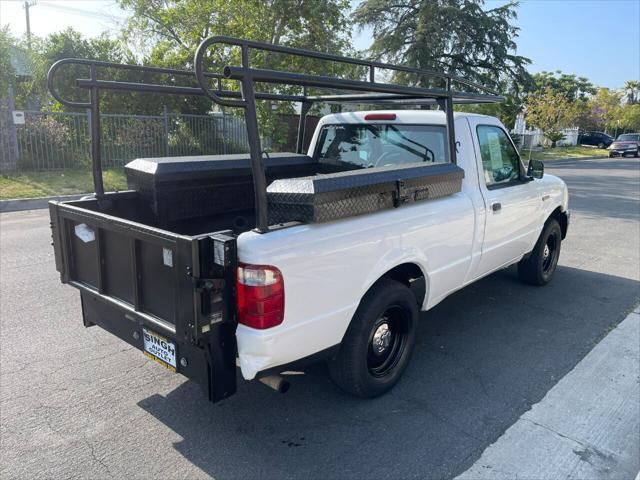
[267, 162, 465, 224]
[125, 153, 317, 226]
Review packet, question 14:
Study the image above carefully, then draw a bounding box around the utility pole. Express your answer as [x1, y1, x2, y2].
[23, 1, 36, 49]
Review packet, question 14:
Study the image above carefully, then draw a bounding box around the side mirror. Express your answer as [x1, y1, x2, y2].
[528, 159, 544, 179]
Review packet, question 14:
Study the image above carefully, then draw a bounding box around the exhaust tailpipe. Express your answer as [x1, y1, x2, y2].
[258, 375, 290, 393]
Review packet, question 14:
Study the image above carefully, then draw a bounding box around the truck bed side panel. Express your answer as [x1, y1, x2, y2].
[235, 192, 475, 379]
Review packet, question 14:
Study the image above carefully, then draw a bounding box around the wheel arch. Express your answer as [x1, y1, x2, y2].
[368, 262, 428, 309]
[548, 206, 569, 239]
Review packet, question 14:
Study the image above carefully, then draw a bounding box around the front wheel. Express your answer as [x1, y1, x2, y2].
[518, 219, 562, 286]
[328, 278, 418, 398]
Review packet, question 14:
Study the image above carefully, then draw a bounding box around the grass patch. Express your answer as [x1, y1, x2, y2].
[0, 169, 128, 200]
[521, 146, 607, 162]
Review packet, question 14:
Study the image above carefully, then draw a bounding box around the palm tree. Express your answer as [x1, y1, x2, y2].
[623, 80, 640, 105]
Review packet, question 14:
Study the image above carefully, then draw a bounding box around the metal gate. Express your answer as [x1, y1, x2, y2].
[0, 109, 249, 171]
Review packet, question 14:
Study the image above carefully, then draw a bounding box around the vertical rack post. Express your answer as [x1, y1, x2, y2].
[89, 64, 105, 196]
[443, 77, 457, 165]
[240, 45, 269, 232]
[296, 96, 312, 154]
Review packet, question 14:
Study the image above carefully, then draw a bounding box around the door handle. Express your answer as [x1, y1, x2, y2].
[491, 202, 502, 212]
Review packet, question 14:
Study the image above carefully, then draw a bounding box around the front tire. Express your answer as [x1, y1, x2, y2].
[328, 278, 418, 398]
[518, 219, 562, 286]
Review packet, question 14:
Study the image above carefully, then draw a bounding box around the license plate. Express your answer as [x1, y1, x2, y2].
[142, 328, 177, 372]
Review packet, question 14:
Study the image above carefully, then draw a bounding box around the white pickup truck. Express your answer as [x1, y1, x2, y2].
[235, 110, 569, 396]
[48, 37, 569, 402]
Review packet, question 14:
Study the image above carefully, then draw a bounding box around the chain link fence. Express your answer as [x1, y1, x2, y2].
[0, 108, 250, 171]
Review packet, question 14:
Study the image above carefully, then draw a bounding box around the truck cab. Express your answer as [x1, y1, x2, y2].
[235, 110, 569, 385]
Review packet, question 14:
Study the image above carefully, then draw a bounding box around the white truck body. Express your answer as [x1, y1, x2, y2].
[236, 110, 569, 379]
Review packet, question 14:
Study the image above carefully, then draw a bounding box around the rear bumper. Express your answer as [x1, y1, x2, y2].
[80, 290, 238, 402]
[236, 303, 356, 379]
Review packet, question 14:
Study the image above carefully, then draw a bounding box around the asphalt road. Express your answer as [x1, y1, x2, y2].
[1, 157, 639, 480]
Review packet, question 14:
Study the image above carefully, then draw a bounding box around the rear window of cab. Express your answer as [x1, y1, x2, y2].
[315, 124, 449, 169]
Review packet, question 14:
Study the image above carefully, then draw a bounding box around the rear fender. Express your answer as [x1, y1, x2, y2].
[360, 248, 430, 310]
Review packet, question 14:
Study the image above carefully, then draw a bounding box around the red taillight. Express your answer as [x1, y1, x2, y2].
[364, 113, 396, 121]
[236, 263, 284, 329]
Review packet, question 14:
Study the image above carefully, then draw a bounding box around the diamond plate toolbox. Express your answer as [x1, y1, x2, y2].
[267, 162, 464, 224]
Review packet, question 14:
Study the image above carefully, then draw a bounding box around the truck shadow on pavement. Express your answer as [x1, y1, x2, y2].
[137, 265, 639, 480]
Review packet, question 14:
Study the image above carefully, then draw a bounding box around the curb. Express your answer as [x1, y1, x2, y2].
[0, 194, 89, 213]
[534, 155, 609, 162]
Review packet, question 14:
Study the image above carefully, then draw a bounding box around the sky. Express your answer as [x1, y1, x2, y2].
[1, 0, 638, 89]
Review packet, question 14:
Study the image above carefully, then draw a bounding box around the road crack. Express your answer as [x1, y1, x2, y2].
[83, 433, 115, 479]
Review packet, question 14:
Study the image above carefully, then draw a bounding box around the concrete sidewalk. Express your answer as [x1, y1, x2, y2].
[457, 307, 640, 480]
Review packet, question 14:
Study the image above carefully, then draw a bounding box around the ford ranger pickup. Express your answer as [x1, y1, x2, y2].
[47, 37, 569, 402]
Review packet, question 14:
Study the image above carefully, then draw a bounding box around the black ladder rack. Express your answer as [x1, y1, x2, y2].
[48, 36, 504, 232]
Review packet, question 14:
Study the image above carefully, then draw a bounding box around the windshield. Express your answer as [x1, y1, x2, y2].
[616, 134, 640, 141]
[314, 124, 449, 169]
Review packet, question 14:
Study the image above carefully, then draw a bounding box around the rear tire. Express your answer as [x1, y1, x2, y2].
[597, 142, 605, 149]
[328, 278, 418, 398]
[518, 219, 562, 286]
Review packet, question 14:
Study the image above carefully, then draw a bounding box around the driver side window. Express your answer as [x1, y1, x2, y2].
[477, 125, 522, 187]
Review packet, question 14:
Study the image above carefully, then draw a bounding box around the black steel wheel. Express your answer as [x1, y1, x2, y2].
[328, 278, 418, 398]
[518, 219, 562, 286]
[366, 305, 410, 378]
[541, 229, 560, 278]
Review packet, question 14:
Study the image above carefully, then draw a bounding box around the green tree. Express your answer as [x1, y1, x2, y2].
[531, 71, 595, 101]
[579, 87, 622, 132]
[526, 87, 578, 147]
[456, 95, 522, 130]
[528, 71, 597, 136]
[7, 28, 137, 112]
[613, 104, 640, 132]
[0, 26, 17, 98]
[119, 0, 353, 147]
[353, 0, 531, 91]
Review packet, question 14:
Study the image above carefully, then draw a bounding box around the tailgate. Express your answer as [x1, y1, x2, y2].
[48, 196, 238, 401]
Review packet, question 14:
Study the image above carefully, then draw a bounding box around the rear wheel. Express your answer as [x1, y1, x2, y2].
[518, 219, 562, 286]
[597, 142, 605, 149]
[328, 278, 418, 398]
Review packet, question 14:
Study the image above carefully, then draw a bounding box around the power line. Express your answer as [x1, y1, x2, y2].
[37, 1, 123, 22]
